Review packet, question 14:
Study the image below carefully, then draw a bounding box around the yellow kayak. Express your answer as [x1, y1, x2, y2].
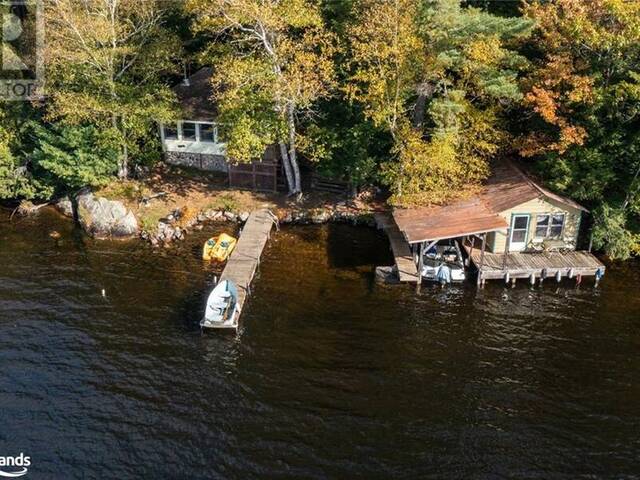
[202, 233, 237, 262]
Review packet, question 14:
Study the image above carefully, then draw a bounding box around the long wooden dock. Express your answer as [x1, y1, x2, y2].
[374, 212, 419, 283]
[219, 209, 275, 327]
[464, 244, 605, 284]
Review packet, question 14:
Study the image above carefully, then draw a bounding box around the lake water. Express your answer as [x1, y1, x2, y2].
[0, 209, 639, 479]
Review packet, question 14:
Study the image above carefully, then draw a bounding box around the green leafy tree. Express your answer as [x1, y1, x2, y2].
[0, 103, 43, 199]
[188, 0, 336, 195]
[347, 0, 532, 206]
[44, 0, 182, 179]
[29, 123, 120, 193]
[521, 0, 640, 258]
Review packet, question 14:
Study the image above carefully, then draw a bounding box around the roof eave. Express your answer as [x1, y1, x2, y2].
[405, 225, 508, 244]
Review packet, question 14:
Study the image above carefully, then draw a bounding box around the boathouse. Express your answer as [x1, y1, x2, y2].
[383, 162, 605, 285]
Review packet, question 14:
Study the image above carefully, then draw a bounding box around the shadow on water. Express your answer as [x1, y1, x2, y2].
[1, 209, 639, 479]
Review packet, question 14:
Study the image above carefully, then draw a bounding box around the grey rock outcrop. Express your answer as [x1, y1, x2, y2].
[76, 191, 138, 239]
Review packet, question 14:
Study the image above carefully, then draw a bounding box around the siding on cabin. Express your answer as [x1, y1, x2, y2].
[165, 151, 228, 172]
[488, 197, 582, 253]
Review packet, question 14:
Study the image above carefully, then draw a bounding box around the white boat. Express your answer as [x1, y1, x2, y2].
[419, 239, 466, 284]
[200, 279, 239, 330]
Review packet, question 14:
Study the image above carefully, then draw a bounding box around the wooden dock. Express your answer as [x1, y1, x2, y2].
[219, 209, 275, 327]
[374, 212, 419, 283]
[464, 243, 605, 284]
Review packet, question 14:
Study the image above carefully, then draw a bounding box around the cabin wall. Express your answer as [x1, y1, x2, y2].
[160, 120, 229, 172]
[165, 151, 228, 172]
[490, 197, 582, 253]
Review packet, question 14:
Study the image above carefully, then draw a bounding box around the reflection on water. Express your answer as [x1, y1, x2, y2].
[0, 209, 639, 479]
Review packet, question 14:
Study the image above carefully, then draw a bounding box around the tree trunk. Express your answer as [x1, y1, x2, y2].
[118, 140, 128, 179]
[111, 113, 128, 180]
[412, 93, 427, 128]
[286, 101, 301, 194]
[278, 142, 295, 195]
[412, 82, 435, 128]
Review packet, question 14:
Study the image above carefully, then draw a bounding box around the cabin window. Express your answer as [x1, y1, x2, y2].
[511, 215, 529, 243]
[550, 214, 565, 238]
[163, 124, 178, 140]
[535, 213, 565, 239]
[200, 123, 216, 143]
[181, 122, 197, 141]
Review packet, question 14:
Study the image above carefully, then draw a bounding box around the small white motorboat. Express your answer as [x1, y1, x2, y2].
[200, 279, 239, 330]
[419, 239, 466, 284]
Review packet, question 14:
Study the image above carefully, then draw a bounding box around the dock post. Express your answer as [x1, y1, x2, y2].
[477, 233, 486, 287]
[511, 277, 516, 288]
[502, 227, 510, 271]
[504, 271, 510, 284]
[530, 273, 535, 286]
[416, 242, 424, 294]
[555, 270, 562, 282]
[468, 236, 475, 267]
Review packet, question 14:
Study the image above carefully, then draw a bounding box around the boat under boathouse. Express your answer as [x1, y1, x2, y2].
[382, 162, 606, 286]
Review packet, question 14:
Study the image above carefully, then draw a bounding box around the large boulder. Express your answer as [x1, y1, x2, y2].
[76, 191, 138, 239]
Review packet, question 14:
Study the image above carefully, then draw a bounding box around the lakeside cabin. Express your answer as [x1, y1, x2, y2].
[159, 67, 229, 173]
[377, 162, 605, 286]
[158, 67, 281, 192]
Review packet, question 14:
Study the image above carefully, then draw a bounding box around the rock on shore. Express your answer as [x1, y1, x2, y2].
[55, 196, 74, 218]
[76, 191, 138, 239]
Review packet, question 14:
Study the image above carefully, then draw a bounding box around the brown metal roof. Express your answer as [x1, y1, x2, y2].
[392, 161, 587, 244]
[482, 162, 588, 213]
[393, 196, 509, 244]
[173, 67, 217, 121]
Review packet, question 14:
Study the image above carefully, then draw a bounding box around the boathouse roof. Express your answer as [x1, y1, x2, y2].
[393, 161, 588, 244]
[173, 67, 217, 121]
[482, 162, 587, 214]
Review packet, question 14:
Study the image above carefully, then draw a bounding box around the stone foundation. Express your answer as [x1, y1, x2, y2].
[165, 151, 228, 172]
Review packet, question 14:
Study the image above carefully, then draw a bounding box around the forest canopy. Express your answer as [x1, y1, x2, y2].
[1, 0, 639, 258]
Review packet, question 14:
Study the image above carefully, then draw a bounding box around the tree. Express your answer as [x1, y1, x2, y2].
[521, 0, 640, 258]
[43, 0, 182, 179]
[0, 103, 43, 200]
[188, 0, 336, 195]
[347, 0, 532, 206]
[29, 123, 121, 193]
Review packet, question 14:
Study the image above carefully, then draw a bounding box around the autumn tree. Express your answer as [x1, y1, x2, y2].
[187, 0, 335, 195]
[347, 0, 532, 206]
[44, 0, 182, 179]
[521, 0, 640, 258]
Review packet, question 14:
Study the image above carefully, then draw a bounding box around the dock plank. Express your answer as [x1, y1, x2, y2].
[465, 245, 605, 281]
[219, 209, 275, 326]
[375, 212, 419, 283]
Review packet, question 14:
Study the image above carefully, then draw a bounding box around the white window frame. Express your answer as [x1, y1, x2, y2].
[161, 122, 179, 141]
[162, 121, 223, 145]
[534, 213, 566, 239]
[198, 122, 217, 143]
[180, 121, 198, 142]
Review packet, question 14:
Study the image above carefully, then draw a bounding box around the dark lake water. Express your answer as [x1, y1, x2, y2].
[1, 209, 639, 479]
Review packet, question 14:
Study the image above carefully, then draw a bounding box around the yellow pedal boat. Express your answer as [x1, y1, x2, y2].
[202, 233, 237, 262]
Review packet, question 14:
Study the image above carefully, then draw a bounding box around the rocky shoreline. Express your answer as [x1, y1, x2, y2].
[140, 204, 377, 247]
[50, 189, 377, 246]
